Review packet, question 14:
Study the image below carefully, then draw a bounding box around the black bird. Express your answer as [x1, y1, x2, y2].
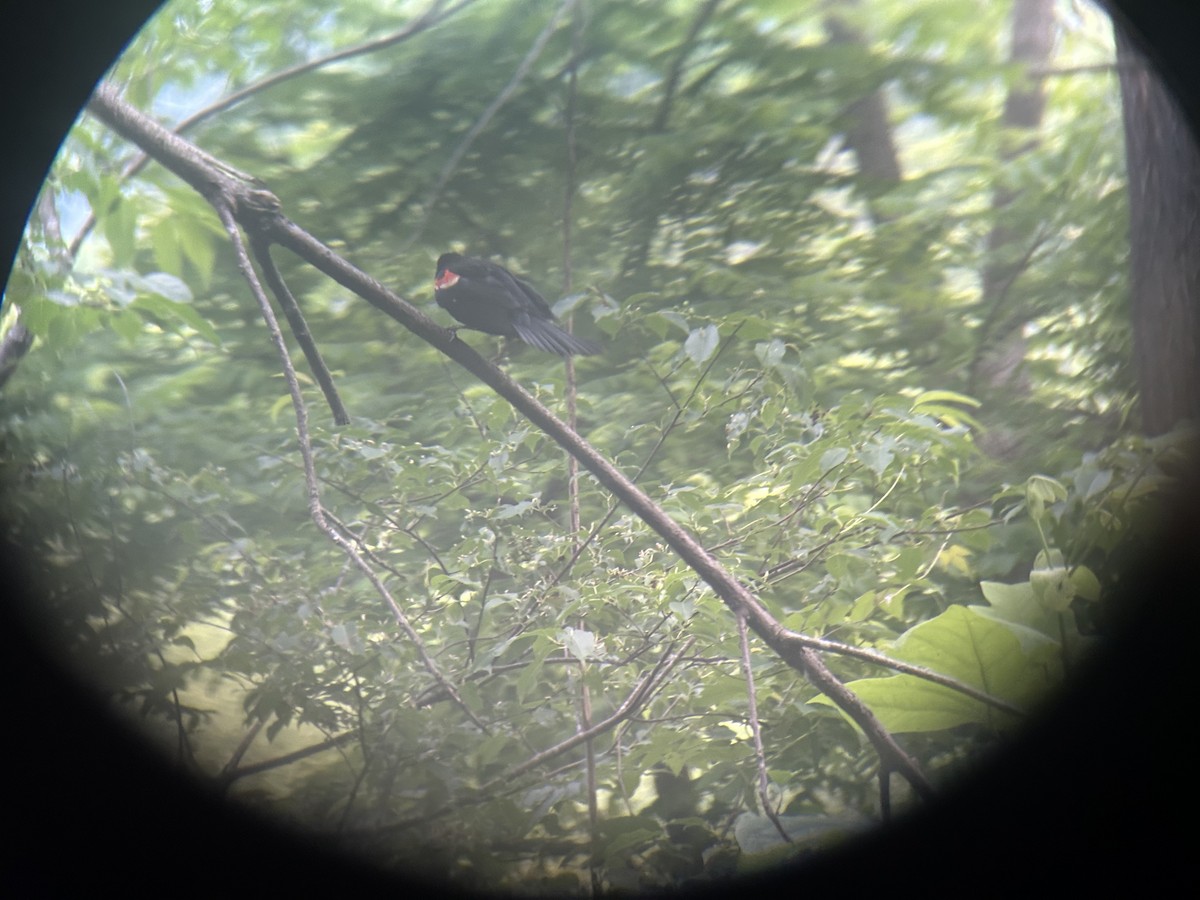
[434, 252, 600, 357]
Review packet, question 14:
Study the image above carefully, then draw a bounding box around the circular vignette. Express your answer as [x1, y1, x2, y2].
[2, 1, 1198, 895]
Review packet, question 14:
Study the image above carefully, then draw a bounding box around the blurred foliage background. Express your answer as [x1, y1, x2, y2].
[1, 0, 1190, 892]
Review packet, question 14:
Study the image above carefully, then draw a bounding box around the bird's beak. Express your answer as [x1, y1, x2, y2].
[434, 270, 460, 289]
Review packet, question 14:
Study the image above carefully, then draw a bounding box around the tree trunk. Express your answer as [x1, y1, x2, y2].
[823, 2, 902, 224]
[1115, 21, 1200, 435]
[970, 0, 1056, 458]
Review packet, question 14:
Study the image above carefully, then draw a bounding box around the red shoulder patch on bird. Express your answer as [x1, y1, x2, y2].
[434, 269, 460, 289]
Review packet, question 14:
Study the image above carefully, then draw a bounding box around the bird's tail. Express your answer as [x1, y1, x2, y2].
[514, 320, 601, 357]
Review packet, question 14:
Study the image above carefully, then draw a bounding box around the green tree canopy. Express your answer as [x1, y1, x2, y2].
[2, 0, 1191, 893]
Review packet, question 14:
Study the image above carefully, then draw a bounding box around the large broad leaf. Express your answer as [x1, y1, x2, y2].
[820, 605, 1061, 733]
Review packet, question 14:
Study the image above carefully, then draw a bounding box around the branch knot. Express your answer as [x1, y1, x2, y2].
[240, 188, 284, 234]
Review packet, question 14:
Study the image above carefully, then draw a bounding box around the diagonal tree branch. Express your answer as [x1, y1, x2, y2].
[652, 0, 723, 133]
[87, 81, 933, 800]
[68, 0, 478, 259]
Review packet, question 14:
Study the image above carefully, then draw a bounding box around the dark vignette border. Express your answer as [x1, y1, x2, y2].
[2, 2, 1197, 895]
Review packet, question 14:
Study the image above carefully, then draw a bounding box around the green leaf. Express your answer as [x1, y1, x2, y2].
[1082, 468, 1113, 499]
[912, 389, 982, 409]
[726, 410, 751, 443]
[819, 447, 849, 471]
[823, 605, 1059, 733]
[848, 590, 877, 621]
[978, 580, 1042, 624]
[110, 309, 145, 343]
[561, 626, 597, 662]
[651, 309, 690, 335]
[1070, 565, 1101, 602]
[516, 636, 555, 702]
[103, 198, 138, 267]
[600, 818, 659, 857]
[684, 324, 720, 364]
[838, 674, 1004, 733]
[732, 315, 775, 341]
[135, 271, 192, 303]
[153, 217, 183, 276]
[131, 294, 221, 346]
[910, 402, 983, 430]
[18, 288, 65, 337]
[476, 732, 515, 769]
[494, 500, 532, 520]
[754, 338, 786, 367]
[859, 440, 895, 476]
[551, 292, 587, 317]
[1025, 474, 1067, 519]
[330, 623, 351, 650]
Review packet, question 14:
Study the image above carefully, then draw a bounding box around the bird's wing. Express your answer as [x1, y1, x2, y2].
[478, 262, 556, 319]
[508, 274, 557, 319]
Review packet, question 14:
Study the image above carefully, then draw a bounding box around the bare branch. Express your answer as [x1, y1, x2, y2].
[0, 317, 33, 391]
[1030, 62, 1122, 77]
[619, 0, 724, 279]
[738, 612, 792, 844]
[227, 199, 488, 732]
[220, 730, 357, 785]
[250, 236, 351, 425]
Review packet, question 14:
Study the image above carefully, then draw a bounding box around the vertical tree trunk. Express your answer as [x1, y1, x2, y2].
[823, 1, 902, 224]
[970, 0, 1056, 458]
[1115, 22, 1200, 435]
[981, 0, 1056, 305]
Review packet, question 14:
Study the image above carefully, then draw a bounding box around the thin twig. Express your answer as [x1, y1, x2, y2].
[545, 322, 743, 593]
[215, 197, 489, 734]
[68, 0, 477, 259]
[737, 612, 792, 844]
[219, 717, 266, 784]
[172, 0, 474, 135]
[782, 631, 1024, 717]
[652, 0, 723, 132]
[563, 0, 585, 543]
[353, 638, 695, 834]
[1030, 62, 1124, 78]
[620, 0, 724, 277]
[969, 222, 1055, 395]
[577, 673, 600, 895]
[220, 730, 357, 785]
[402, 0, 578, 250]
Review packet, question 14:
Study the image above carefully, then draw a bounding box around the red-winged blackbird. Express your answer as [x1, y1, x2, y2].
[434, 252, 601, 357]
